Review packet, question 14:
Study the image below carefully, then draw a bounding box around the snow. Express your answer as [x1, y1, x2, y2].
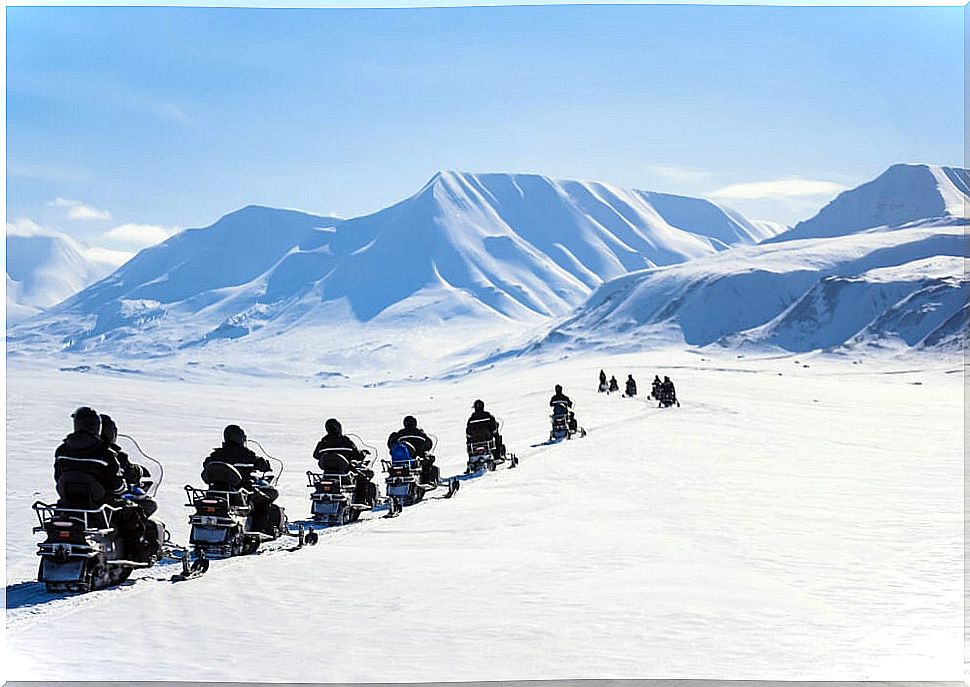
[5, 161, 966, 679]
[4, 350, 963, 680]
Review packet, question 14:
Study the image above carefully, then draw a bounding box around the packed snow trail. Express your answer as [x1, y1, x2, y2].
[5, 351, 963, 680]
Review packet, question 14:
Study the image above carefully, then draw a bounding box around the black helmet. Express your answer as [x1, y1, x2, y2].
[72, 406, 101, 435]
[664, 376, 670, 382]
[473, 399, 485, 412]
[628, 374, 634, 379]
[325, 418, 342, 435]
[99, 414, 118, 444]
[555, 384, 563, 393]
[223, 424, 247, 446]
[403, 415, 417, 429]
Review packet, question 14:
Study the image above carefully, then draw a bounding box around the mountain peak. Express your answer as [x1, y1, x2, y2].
[766, 163, 968, 244]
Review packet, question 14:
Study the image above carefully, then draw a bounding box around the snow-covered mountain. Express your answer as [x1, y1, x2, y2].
[764, 163, 968, 244]
[5, 222, 119, 322]
[538, 219, 967, 354]
[530, 164, 969, 356]
[7, 172, 774, 366]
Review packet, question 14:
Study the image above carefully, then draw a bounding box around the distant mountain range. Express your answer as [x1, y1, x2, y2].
[7, 164, 966, 373]
[765, 164, 968, 243]
[535, 164, 967, 356]
[6, 222, 118, 322]
[7, 171, 779, 357]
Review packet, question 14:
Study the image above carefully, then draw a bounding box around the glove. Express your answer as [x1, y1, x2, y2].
[122, 486, 145, 500]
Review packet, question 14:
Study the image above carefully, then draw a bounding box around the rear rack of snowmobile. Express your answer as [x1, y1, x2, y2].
[31, 500, 122, 534]
[183, 485, 254, 512]
[306, 470, 356, 487]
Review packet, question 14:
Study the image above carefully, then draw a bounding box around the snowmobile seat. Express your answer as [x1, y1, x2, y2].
[56, 471, 107, 510]
[200, 462, 249, 505]
[317, 453, 353, 474]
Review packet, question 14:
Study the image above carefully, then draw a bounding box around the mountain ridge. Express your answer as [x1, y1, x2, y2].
[764, 163, 968, 244]
[9, 170, 776, 360]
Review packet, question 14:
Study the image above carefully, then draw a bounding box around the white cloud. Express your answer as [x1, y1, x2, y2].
[6, 217, 49, 237]
[49, 197, 112, 221]
[646, 165, 715, 184]
[709, 178, 847, 200]
[103, 223, 178, 248]
[158, 103, 190, 121]
[85, 246, 135, 268]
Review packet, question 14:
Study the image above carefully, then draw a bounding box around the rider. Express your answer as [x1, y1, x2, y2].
[99, 414, 157, 516]
[54, 407, 127, 507]
[608, 376, 619, 393]
[204, 425, 282, 536]
[465, 399, 505, 459]
[99, 414, 161, 561]
[651, 375, 663, 399]
[313, 418, 376, 506]
[549, 385, 577, 432]
[387, 415, 438, 486]
[625, 375, 637, 397]
[54, 407, 159, 559]
[598, 369, 608, 392]
[661, 376, 678, 405]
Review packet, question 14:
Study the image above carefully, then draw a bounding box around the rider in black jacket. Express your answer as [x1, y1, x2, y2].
[387, 416, 437, 485]
[625, 375, 637, 397]
[204, 425, 281, 535]
[314, 418, 375, 506]
[466, 399, 505, 458]
[549, 385, 577, 431]
[54, 407, 126, 506]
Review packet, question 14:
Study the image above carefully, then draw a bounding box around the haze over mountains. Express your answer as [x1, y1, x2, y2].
[6, 164, 966, 376]
[5, 222, 119, 322]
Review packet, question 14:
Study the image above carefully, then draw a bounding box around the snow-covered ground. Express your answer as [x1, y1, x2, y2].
[4, 349, 963, 681]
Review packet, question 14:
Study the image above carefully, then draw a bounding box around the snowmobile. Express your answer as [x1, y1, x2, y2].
[306, 449, 378, 526]
[34, 434, 173, 593]
[383, 441, 458, 506]
[652, 384, 680, 408]
[465, 419, 518, 473]
[597, 381, 609, 393]
[185, 462, 286, 559]
[465, 438, 518, 472]
[32, 496, 168, 593]
[549, 404, 586, 441]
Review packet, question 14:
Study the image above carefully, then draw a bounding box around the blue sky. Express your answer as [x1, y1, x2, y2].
[6, 3, 964, 261]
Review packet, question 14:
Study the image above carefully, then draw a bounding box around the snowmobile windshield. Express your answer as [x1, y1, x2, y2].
[347, 434, 378, 466]
[115, 434, 163, 497]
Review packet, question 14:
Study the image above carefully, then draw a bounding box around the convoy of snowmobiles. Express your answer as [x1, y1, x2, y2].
[31, 374, 678, 594]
